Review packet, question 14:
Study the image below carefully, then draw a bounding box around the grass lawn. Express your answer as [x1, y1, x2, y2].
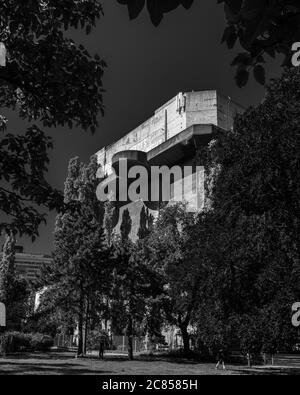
[0, 351, 245, 375]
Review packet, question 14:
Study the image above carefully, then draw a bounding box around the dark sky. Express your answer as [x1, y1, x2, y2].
[1, 0, 283, 254]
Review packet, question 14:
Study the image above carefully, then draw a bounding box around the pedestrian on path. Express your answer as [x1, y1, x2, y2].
[215, 348, 226, 370]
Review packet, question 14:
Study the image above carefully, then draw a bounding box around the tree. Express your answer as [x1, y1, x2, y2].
[146, 203, 209, 354]
[0, 231, 16, 304]
[206, 68, 300, 244]
[103, 201, 117, 247]
[137, 206, 153, 240]
[220, 0, 300, 87]
[110, 236, 163, 360]
[120, 208, 132, 241]
[194, 67, 300, 354]
[39, 156, 111, 356]
[0, 231, 30, 330]
[118, 0, 300, 86]
[0, 1, 105, 238]
[0, 122, 64, 239]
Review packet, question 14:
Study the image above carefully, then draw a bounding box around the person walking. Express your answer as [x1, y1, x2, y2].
[215, 348, 226, 370]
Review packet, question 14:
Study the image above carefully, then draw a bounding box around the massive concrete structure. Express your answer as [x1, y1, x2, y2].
[96, 90, 244, 238]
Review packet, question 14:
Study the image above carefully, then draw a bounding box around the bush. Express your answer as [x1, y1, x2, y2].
[0, 332, 54, 355]
[0, 332, 31, 354]
[86, 330, 110, 352]
[29, 333, 54, 351]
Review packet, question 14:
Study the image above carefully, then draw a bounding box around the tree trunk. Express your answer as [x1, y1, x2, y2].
[83, 296, 89, 355]
[77, 295, 84, 357]
[127, 316, 133, 361]
[247, 353, 252, 368]
[180, 323, 190, 354]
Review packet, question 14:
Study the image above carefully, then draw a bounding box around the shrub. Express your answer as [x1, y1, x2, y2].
[0, 332, 31, 354]
[29, 333, 54, 351]
[0, 332, 54, 355]
[86, 330, 110, 352]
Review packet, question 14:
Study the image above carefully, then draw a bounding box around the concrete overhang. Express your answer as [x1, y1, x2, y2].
[112, 150, 148, 173]
[147, 124, 221, 166]
[110, 123, 221, 175]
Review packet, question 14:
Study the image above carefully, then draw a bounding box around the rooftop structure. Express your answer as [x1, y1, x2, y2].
[96, 90, 244, 175]
[95, 90, 244, 238]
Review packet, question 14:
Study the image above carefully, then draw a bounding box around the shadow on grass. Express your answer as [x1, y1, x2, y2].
[1, 351, 239, 366]
[0, 366, 112, 375]
[232, 366, 300, 376]
[0, 359, 112, 375]
[0, 351, 259, 375]
[233, 367, 300, 376]
[82, 354, 201, 365]
[1, 351, 76, 361]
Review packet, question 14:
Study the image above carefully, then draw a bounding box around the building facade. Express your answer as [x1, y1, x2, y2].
[96, 90, 244, 238]
[0, 246, 52, 282]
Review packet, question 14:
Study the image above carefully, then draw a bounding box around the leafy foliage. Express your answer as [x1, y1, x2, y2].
[145, 203, 206, 353]
[195, 67, 300, 353]
[0, 231, 30, 330]
[117, 0, 193, 26]
[38, 156, 110, 356]
[137, 206, 153, 240]
[0, 1, 105, 129]
[110, 236, 164, 359]
[0, 1, 105, 238]
[118, 0, 300, 86]
[0, 123, 63, 238]
[120, 208, 132, 241]
[0, 331, 53, 355]
[219, 0, 300, 87]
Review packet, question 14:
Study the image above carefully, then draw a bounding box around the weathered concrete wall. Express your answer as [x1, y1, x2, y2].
[185, 90, 218, 129]
[97, 93, 186, 175]
[96, 91, 243, 239]
[113, 161, 206, 240]
[96, 90, 243, 174]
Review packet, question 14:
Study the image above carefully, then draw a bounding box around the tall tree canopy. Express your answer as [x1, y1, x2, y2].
[146, 203, 206, 353]
[195, 67, 300, 354]
[0, 231, 29, 330]
[0, 0, 105, 129]
[118, 0, 300, 86]
[0, 1, 105, 238]
[39, 156, 110, 356]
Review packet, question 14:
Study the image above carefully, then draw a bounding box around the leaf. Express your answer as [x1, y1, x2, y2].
[86, 24, 92, 35]
[223, 1, 242, 23]
[235, 68, 250, 88]
[181, 0, 194, 10]
[241, 0, 267, 20]
[128, 0, 146, 20]
[221, 25, 238, 49]
[253, 65, 265, 85]
[118, 0, 194, 26]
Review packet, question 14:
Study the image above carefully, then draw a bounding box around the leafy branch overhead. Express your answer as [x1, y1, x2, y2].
[118, 0, 300, 87]
[0, 0, 105, 131]
[0, 123, 64, 239]
[117, 0, 194, 26]
[0, 1, 105, 238]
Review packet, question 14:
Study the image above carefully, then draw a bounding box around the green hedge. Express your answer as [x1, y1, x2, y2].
[0, 332, 54, 354]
